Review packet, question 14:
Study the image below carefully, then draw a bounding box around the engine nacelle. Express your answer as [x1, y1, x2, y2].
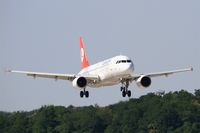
[136, 75, 151, 88]
[72, 77, 87, 88]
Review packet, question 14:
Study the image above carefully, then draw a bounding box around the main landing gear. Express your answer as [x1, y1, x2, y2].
[80, 88, 89, 98]
[120, 80, 131, 97]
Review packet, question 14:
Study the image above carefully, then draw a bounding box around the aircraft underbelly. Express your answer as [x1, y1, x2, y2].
[88, 73, 130, 88]
[88, 77, 120, 88]
[87, 64, 133, 88]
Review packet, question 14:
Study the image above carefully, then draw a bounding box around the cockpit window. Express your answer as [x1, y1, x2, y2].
[116, 60, 132, 64]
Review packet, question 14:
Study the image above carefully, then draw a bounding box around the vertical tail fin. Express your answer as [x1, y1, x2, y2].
[80, 37, 89, 69]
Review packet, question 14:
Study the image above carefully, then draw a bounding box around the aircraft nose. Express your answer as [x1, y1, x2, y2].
[124, 63, 134, 73]
[129, 63, 134, 71]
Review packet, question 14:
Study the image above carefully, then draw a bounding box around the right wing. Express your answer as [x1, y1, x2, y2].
[142, 67, 193, 78]
[130, 67, 193, 81]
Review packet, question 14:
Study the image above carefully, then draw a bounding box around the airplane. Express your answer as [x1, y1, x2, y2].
[7, 37, 193, 98]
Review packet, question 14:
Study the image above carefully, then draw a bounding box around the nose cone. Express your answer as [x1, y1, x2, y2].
[123, 63, 134, 74]
[129, 62, 134, 72]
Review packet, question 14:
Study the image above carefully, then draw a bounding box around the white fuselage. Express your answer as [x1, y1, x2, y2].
[78, 55, 134, 88]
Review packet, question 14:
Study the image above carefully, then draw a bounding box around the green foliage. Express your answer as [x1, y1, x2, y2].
[1, 89, 200, 133]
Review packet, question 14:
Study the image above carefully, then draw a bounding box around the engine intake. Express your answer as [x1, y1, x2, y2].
[72, 77, 87, 88]
[136, 76, 151, 88]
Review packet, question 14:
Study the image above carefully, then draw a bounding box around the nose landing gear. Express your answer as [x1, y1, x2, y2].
[120, 80, 131, 97]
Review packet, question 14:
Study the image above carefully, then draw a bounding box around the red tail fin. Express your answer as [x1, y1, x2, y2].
[80, 37, 89, 69]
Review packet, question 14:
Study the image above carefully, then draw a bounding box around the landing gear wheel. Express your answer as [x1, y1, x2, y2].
[80, 91, 84, 98]
[80, 89, 89, 98]
[121, 80, 131, 97]
[127, 90, 131, 97]
[122, 91, 126, 97]
[85, 91, 89, 98]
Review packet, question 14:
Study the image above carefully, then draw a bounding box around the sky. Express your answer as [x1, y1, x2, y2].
[0, 0, 200, 112]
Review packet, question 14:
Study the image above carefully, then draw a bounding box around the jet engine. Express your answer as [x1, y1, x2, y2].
[72, 77, 87, 88]
[136, 75, 151, 88]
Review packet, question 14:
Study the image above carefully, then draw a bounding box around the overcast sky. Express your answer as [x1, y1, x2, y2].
[1, 0, 199, 111]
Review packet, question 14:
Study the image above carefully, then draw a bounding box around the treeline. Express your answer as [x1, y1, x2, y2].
[1, 90, 200, 133]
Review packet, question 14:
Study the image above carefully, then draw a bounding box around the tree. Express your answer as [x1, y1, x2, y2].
[1, 89, 200, 132]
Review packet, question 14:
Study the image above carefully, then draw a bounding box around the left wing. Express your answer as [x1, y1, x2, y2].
[7, 70, 100, 83]
[130, 67, 193, 80]
[7, 70, 76, 81]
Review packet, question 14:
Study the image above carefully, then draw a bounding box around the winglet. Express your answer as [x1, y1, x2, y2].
[4, 68, 10, 73]
[3, 68, 11, 76]
[80, 37, 89, 69]
[190, 66, 194, 71]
